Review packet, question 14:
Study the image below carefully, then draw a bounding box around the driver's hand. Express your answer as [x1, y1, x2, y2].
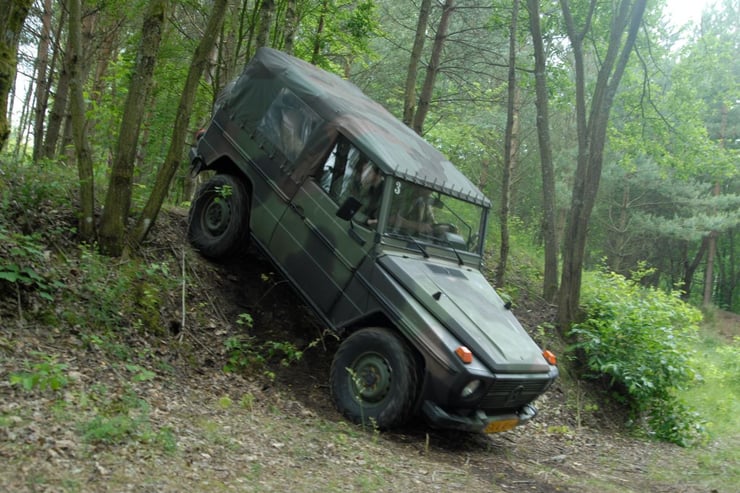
[418, 223, 432, 235]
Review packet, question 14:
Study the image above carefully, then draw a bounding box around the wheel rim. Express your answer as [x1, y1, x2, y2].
[350, 352, 392, 404]
[203, 197, 230, 237]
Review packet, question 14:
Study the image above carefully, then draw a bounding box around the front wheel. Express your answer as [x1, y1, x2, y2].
[330, 327, 419, 430]
[188, 174, 250, 260]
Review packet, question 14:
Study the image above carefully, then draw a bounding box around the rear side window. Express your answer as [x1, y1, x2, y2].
[258, 88, 322, 162]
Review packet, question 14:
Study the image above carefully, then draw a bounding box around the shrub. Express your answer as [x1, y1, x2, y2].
[0, 226, 63, 303]
[570, 267, 705, 446]
[9, 353, 69, 392]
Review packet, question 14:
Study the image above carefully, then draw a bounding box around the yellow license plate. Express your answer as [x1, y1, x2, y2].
[484, 418, 519, 434]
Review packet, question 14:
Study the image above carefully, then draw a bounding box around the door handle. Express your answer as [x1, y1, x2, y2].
[290, 202, 305, 219]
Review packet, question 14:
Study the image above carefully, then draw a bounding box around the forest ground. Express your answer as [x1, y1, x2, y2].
[0, 208, 737, 492]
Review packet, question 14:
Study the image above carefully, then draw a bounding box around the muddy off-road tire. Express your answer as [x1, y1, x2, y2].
[188, 174, 250, 260]
[330, 327, 418, 430]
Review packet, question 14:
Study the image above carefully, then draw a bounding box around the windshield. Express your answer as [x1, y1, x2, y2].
[381, 179, 485, 255]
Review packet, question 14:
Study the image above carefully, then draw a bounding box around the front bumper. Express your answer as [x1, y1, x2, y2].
[421, 400, 537, 434]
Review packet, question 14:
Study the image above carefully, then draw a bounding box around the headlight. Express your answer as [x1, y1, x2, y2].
[461, 379, 482, 398]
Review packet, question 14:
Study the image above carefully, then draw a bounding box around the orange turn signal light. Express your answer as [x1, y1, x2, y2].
[543, 350, 557, 365]
[455, 346, 473, 364]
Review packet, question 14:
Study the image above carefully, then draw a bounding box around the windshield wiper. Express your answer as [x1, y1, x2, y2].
[406, 235, 429, 258]
[431, 237, 465, 266]
[451, 246, 464, 266]
[386, 232, 429, 258]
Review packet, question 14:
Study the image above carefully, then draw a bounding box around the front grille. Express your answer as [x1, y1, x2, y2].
[478, 378, 551, 412]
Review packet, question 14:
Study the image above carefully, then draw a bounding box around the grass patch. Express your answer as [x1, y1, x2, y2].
[672, 329, 740, 488]
[644, 327, 740, 490]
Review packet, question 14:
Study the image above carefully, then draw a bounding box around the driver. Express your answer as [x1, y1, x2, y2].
[392, 185, 435, 235]
[342, 159, 384, 228]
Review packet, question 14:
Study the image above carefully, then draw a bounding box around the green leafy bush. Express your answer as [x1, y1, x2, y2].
[570, 268, 705, 446]
[0, 227, 63, 302]
[223, 315, 304, 380]
[10, 353, 69, 392]
[65, 246, 177, 335]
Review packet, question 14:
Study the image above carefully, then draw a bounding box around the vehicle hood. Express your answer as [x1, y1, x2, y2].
[379, 255, 551, 373]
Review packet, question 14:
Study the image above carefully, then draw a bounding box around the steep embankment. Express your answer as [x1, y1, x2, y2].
[0, 208, 734, 492]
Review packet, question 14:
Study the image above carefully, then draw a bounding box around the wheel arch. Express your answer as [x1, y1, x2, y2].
[195, 155, 254, 206]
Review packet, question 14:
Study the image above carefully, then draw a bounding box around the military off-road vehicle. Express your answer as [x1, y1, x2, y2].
[188, 47, 558, 433]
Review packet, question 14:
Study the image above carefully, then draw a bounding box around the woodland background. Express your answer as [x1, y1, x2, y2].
[0, 1, 739, 490]
[2, 0, 738, 321]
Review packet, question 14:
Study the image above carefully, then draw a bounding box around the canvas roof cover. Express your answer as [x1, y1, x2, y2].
[224, 47, 491, 208]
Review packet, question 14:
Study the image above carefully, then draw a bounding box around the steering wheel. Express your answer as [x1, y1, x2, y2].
[432, 223, 458, 237]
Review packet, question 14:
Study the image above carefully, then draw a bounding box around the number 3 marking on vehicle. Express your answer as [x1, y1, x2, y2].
[394, 181, 402, 195]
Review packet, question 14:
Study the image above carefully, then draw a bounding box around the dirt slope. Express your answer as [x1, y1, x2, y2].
[0, 209, 731, 492]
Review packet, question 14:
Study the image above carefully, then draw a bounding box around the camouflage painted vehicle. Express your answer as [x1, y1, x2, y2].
[188, 47, 558, 433]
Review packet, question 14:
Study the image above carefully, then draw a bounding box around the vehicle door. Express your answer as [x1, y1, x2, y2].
[268, 136, 380, 321]
[246, 88, 323, 244]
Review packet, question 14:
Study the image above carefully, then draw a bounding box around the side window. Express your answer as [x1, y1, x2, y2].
[320, 138, 362, 201]
[319, 137, 384, 227]
[257, 88, 322, 163]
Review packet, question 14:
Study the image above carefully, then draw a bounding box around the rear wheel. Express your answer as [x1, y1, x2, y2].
[330, 327, 418, 430]
[188, 174, 250, 259]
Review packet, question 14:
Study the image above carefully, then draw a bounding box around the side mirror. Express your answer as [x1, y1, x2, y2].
[337, 197, 362, 221]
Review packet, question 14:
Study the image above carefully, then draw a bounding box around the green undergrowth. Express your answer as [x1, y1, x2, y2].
[4, 349, 176, 454]
[571, 266, 705, 446]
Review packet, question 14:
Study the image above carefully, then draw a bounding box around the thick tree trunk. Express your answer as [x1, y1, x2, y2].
[494, 0, 520, 288]
[402, 0, 432, 127]
[98, 0, 168, 257]
[527, 0, 559, 302]
[133, 0, 230, 246]
[681, 238, 708, 301]
[556, 0, 647, 330]
[283, 0, 297, 54]
[68, 0, 96, 242]
[256, 0, 275, 50]
[412, 0, 454, 135]
[61, 5, 97, 160]
[0, 0, 32, 151]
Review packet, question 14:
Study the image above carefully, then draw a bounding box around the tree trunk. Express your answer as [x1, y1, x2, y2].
[723, 229, 738, 309]
[311, 0, 328, 64]
[283, 0, 297, 54]
[98, 0, 168, 257]
[402, 0, 432, 127]
[10, 62, 34, 160]
[527, 0, 559, 302]
[556, 0, 648, 330]
[133, 0, 230, 246]
[256, 0, 275, 50]
[494, 0, 520, 288]
[0, 0, 32, 151]
[412, 0, 454, 135]
[88, 19, 122, 140]
[681, 238, 708, 301]
[703, 180, 722, 305]
[43, 6, 70, 159]
[703, 99, 729, 306]
[31, 0, 53, 162]
[68, 0, 95, 242]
